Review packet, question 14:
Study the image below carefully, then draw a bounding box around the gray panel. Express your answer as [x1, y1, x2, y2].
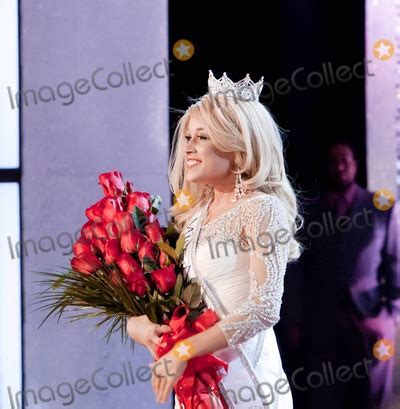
[20, 1, 170, 408]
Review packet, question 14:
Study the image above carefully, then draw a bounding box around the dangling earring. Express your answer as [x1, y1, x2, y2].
[231, 172, 247, 202]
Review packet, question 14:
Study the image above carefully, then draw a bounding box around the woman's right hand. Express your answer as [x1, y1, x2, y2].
[127, 315, 171, 358]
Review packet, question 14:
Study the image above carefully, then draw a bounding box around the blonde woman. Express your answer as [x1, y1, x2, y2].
[127, 71, 302, 409]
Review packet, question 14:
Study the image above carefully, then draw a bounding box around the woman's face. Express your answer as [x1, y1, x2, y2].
[184, 115, 235, 186]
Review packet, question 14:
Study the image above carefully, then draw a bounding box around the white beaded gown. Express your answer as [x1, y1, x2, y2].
[175, 192, 293, 409]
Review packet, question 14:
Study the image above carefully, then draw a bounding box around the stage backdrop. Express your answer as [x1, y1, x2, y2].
[366, 0, 400, 405]
[20, 1, 170, 408]
[366, 0, 400, 199]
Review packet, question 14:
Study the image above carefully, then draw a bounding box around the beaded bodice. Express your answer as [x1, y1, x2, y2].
[186, 193, 291, 346]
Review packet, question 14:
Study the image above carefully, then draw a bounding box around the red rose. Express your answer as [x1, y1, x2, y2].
[145, 220, 164, 243]
[114, 212, 134, 234]
[138, 241, 157, 262]
[116, 253, 143, 281]
[71, 254, 102, 275]
[100, 196, 123, 223]
[85, 201, 103, 222]
[81, 221, 95, 240]
[86, 197, 123, 224]
[127, 192, 151, 214]
[73, 237, 95, 256]
[91, 222, 109, 241]
[104, 221, 120, 240]
[98, 171, 125, 197]
[150, 264, 176, 294]
[159, 251, 169, 267]
[125, 181, 134, 194]
[127, 273, 149, 297]
[92, 237, 106, 253]
[120, 230, 146, 253]
[104, 239, 121, 264]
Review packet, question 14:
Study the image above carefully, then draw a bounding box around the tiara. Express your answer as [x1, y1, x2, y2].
[208, 70, 264, 101]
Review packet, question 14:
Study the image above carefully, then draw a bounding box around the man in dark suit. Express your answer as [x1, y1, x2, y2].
[300, 142, 400, 409]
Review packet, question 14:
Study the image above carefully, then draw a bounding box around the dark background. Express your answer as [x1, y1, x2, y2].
[168, 2, 366, 407]
[168, 0, 366, 195]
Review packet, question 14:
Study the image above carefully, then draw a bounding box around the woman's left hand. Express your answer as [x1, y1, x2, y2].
[149, 349, 188, 403]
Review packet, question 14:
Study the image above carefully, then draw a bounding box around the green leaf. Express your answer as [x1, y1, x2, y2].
[181, 283, 202, 308]
[51, 275, 67, 290]
[189, 294, 202, 309]
[168, 296, 181, 310]
[31, 264, 150, 346]
[175, 233, 186, 260]
[174, 274, 183, 297]
[166, 220, 177, 235]
[150, 195, 162, 214]
[157, 241, 176, 262]
[160, 304, 170, 313]
[145, 303, 162, 324]
[132, 206, 148, 232]
[143, 256, 158, 273]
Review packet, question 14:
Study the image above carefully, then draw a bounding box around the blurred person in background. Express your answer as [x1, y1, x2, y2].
[298, 142, 400, 409]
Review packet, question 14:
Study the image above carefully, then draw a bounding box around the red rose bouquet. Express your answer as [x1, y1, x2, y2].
[34, 171, 203, 346]
[34, 171, 229, 408]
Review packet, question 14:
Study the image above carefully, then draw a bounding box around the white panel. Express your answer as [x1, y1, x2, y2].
[0, 0, 19, 168]
[366, 0, 400, 198]
[0, 183, 22, 409]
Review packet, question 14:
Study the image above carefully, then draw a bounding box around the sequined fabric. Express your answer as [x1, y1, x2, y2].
[195, 193, 290, 346]
[177, 192, 294, 409]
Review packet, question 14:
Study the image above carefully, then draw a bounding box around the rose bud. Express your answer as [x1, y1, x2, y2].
[114, 212, 134, 235]
[159, 250, 169, 267]
[85, 201, 103, 222]
[91, 222, 109, 241]
[71, 254, 102, 275]
[98, 171, 125, 197]
[127, 273, 149, 297]
[145, 220, 164, 243]
[91, 237, 106, 253]
[116, 253, 143, 281]
[73, 237, 95, 257]
[150, 265, 176, 294]
[120, 230, 146, 253]
[138, 241, 157, 263]
[104, 239, 121, 264]
[104, 221, 120, 240]
[100, 196, 122, 223]
[81, 221, 95, 240]
[127, 192, 151, 214]
[125, 181, 134, 194]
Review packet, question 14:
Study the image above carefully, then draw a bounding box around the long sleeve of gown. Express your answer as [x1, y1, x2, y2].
[216, 195, 291, 346]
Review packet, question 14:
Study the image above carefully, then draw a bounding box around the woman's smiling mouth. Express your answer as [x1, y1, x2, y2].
[186, 159, 202, 168]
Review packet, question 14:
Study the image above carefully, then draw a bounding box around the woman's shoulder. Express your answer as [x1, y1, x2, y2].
[242, 191, 289, 226]
[244, 191, 287, 211]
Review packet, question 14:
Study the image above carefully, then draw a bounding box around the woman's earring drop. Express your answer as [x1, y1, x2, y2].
[231, 172, 247, 202]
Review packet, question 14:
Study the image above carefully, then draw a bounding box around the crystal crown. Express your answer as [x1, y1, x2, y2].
[208, 70, 264, 101]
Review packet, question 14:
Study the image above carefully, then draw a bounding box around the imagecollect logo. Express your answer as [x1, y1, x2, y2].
[6, 58, 172, 109]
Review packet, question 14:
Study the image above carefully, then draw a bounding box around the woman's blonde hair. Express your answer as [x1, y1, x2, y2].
[167, 93, 303, 261]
